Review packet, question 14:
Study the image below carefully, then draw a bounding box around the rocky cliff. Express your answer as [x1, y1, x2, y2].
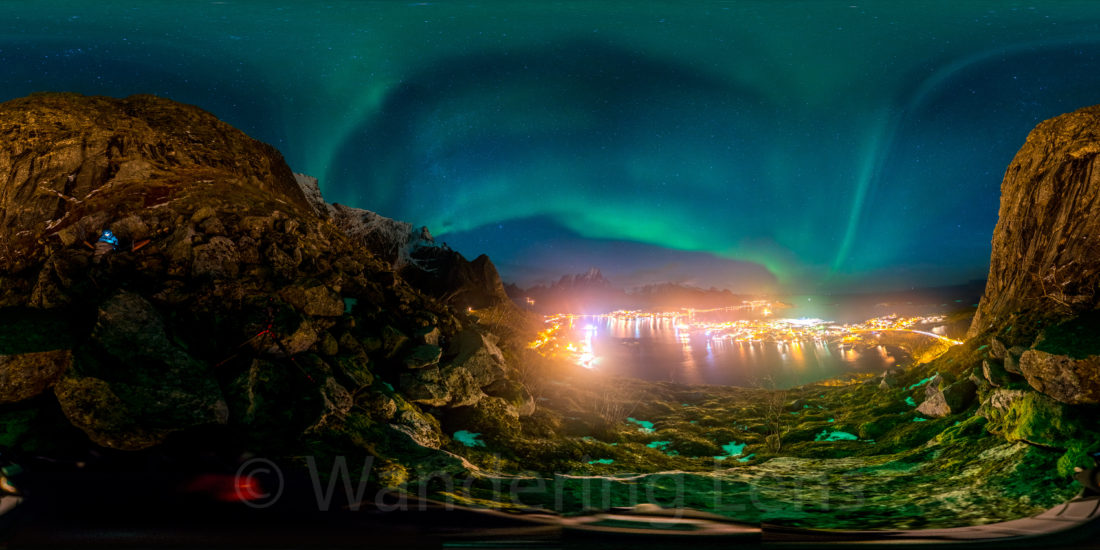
[0, 93, 528, 481]
[965, 105, 1100, 414]
[970, 105, 1100, 340]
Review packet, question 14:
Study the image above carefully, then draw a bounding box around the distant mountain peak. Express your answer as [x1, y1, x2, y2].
[550, 267, 611, 289]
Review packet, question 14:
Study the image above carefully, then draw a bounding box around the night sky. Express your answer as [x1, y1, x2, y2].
[5, 2, 1100, 293]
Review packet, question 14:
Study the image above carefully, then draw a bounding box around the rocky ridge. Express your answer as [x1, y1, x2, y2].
[0, 93, 528, 483]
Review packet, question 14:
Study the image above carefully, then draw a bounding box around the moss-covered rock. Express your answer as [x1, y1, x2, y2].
[981, 389, 1084, 448]
[1056, 440, 1098, 478]
[445, 396, 521, 446]
[388, 396, 443, 449]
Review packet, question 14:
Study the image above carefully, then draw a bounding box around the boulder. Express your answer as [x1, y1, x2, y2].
[982, 359, 1014, 388]
[916, 379, 976, 418]
[30, 249, 89, 308]
[261, 319, 318, 357]
[53, 376, 168, 450]
[448, 329, 508, 387]
[981, 389, 1079, 448]
[417, 326, 442, 346]
[400, 366, 450, 407]
[1004, 346, 1027, 374]
[0, 349, 73, 403]
[389, 401, 442, 449]
[310, 377, 353, 431]
[446, 396, 521, 444]
[190, 206, 218, 224]
[55, 372, 229, 451]
[403, 344, 442, 369]
[399, 364, 484, 408]
[278, 284, 344, 317]
[317, 331, 339, 356]
[878, 367, 905, 389]
[484, 378, 536, 416]
[1018, 349, 1100, 405]
[381, 325, 409, 358]
[441, 366, 484, 407]
[264, 243, 302, 279]
[986, 388, 1027, 413]
[227, 358, 352, 440]
[916, 393, 952, 418]
[110, 215, 151, 242]
[366, 392, 398, 421]
[990, 338, 1008, 360]
[191, 236, 240, 278]
[332, 354, 373, 389]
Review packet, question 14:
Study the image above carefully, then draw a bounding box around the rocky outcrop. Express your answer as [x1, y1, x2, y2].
[1017, 349, 1100, 405]
[965, 106, 1100, 411]
[970, 105, 1100, 339]
[0, 93, 309, 279]
[0, 93, 534, 465]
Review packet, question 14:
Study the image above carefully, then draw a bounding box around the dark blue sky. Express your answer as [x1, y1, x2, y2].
[5, 1, 1100, 293]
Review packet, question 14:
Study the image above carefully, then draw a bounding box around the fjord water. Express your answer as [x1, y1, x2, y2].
[568, 315, 904, 388]
[564, 296, 970, 387]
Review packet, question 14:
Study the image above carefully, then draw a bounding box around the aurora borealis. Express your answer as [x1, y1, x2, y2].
[6, 2, 1100, 292]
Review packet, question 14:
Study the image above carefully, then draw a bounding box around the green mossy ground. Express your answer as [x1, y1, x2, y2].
[1034, 310, 1100, 358]
[407, 334, 1092, 529]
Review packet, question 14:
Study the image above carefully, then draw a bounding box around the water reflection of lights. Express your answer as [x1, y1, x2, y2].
[579, 323, 597, 369]
[530, 309, 956, 371]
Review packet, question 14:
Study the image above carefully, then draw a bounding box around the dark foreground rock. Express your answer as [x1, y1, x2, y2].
[0, 93, 531, 481]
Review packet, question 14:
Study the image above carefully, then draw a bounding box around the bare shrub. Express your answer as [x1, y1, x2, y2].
[586, 380, 640, 439]
[753, 376, 788, 453]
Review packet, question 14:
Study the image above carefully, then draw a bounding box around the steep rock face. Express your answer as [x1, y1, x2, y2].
[967, 105, 1100, 408]
[970, 105, 1100, 339]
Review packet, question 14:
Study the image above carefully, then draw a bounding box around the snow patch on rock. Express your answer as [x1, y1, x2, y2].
[293, 173, 438, 268]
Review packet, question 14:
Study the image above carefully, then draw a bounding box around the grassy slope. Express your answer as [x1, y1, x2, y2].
[419, 316, 1092, 529]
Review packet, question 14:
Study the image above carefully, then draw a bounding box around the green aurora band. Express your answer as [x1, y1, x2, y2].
[5, 1, 1100, 290]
